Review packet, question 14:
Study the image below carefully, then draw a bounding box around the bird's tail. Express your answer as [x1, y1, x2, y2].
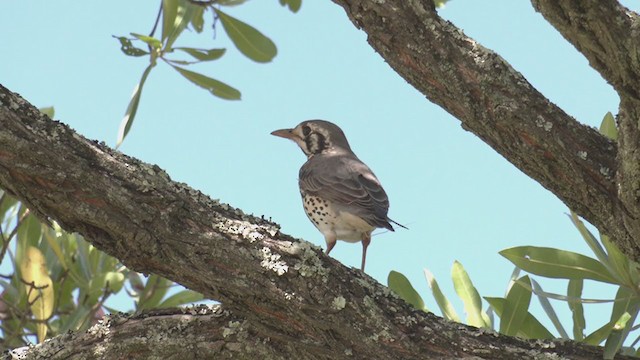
[388, 218, 408, 230]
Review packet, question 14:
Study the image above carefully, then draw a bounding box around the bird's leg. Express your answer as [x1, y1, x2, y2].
[361, 233, 371, 271]
[325, 234, 337, 255]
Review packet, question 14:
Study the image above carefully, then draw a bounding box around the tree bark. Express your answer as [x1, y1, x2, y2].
[330, 0, 640, 260]
[530, 0, 640, 278]
[5, 305, 631, 360]
[0, 85, 630, 359]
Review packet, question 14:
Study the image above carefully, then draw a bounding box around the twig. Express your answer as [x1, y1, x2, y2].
[149, 1, 163, 38]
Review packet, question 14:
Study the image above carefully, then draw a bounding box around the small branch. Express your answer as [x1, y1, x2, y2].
[149, 1, 163, 39]
[0, 209, 29, 261]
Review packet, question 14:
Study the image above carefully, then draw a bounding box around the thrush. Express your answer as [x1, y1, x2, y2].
[271, 120, 405, 271]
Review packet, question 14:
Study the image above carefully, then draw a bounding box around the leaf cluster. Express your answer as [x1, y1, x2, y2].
[114, 0, 300, 147]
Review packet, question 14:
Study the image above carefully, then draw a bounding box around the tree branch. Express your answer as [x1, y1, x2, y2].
[531, 0, 640, 274]
[530, 0, 639, 98]
[0, 85, 627, 358]
[330, 0, 640, 259]
[7, 306, 631, 360]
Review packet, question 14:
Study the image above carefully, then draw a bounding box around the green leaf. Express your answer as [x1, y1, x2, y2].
[613, 312, 632, 331]
[500, 275, 532, 336]
[568, 212, 611, 269]
[189, 5, 205, 33]
[567, 279, 585, 341]
[20, 246, 54, 342]
[76, 238, 93, 281]
[174, 47, 226, 61]
[504, 266, 521, 296]
[42, 225, 67, 270]
[158, 290, 204, 308]
[500, 246, 618, 284]
[127, 271, 145, 294]
[530, 279, 568, 339]
[451, 261, 487, 328]
[424, 269, 459, 322]
[162, 0, 179, 44]
[217, 0, 250, 6]
[604, 312, 635, 360]
[601, 286, 640, 358]
[172, 66, 241, 100]
[105, 272, 125, 293]
[59, 305, 92, 333]
[39, 106, 55, 118]
[162, 0, 196, 50]
[599, 112, 618, 141]
[610, 286, 636, 326]
[112, 36, 149, 57]
[387, 270, 425, 311]
[16, 212, 43, 261]
[117, 63, 155, 148]
[0, 192, 18, 225]
[137, 275, 172, 311]
[583, 321, 615, 346]
[434, 0, 450, 8]
[484, 297, 553, 339]
[131, 33, 162, 49]
[600, 233, 633, 285]
[214, 8, 277, 63]
[279, 0, 302, 13]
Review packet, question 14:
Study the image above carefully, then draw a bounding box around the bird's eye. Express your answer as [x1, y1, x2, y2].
[302, 125, 311, 137]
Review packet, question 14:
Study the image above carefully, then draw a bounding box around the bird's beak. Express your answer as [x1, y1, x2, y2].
[270, 128, 297, 140]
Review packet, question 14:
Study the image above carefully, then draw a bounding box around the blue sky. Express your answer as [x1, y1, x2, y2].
[2, 0, 636, 337]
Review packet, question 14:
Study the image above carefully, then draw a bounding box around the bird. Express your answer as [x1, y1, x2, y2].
[271, 120, 405, 271]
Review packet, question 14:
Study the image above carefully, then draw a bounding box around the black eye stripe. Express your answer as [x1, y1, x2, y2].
[302, 125, 311, 136]
[305, 132, 326, 154]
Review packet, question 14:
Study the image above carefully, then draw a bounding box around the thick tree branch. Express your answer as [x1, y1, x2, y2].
[530, 1, 639, 98]
[531, 0, 640, 276]
[331, 0, 640, 259]
[6, 306, 631, 360]
[0, 86, 625, 359]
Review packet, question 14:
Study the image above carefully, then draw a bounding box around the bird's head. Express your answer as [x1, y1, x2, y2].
[271, 120, 352, 157]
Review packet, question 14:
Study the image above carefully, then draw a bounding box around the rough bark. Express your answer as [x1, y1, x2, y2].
[0, 86, 629, 359]
[531, 0, 640, 281]
[330, 0, 640, 260]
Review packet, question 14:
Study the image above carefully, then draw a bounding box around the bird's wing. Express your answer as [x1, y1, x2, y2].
[299, 156, 393, 230]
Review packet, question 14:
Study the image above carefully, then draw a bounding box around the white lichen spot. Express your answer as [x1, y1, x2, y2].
[87, 319, 110, 338]
[218, 219, 267, 243]
[247, 231, 264, 242]
[600, 166, 611, 178]
[223, 321, 241, 338]
[577, 151, 587, 160]
[398, 315, 417, 327]
[291, 242, 329, 280]
[369, 326, 393, 343]
[284, 291, 295, 300]
[331, 296, 346, 311]
[93, 344, 107, 356]
[259, 247, 288, 275]
[9, 99, 20, 110]
[344, 348, 353, 356]
[363, 295, 376, 309]
[535, 115, 553, 131]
